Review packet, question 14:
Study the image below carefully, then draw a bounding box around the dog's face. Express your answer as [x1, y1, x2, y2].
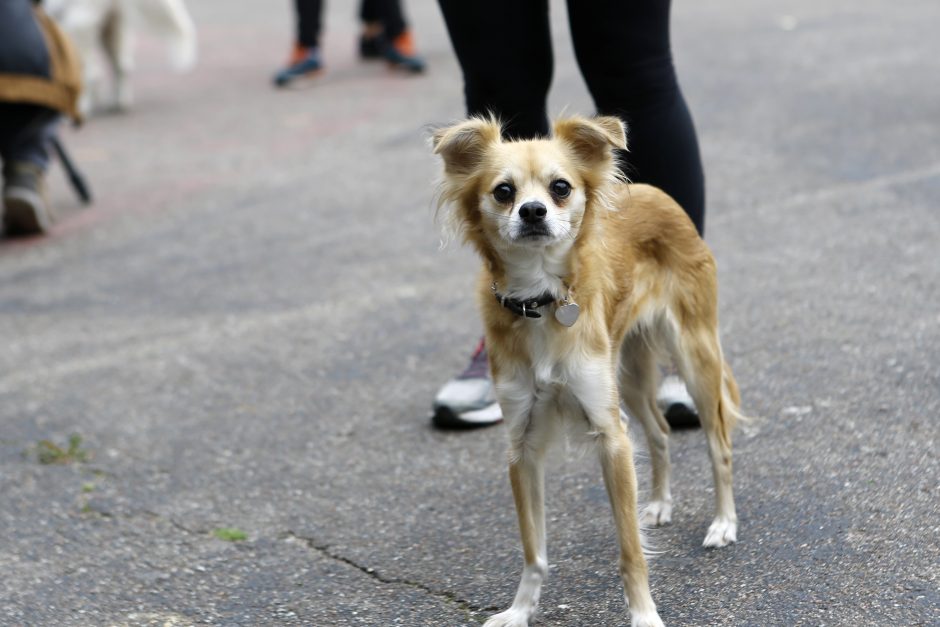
[478, 139, 584, 248]
[433, 116, 627, 259]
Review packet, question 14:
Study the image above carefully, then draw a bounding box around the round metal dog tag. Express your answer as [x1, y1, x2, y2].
[555, 303, 580, 327]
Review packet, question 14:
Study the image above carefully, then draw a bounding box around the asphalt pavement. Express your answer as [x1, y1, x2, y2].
[1, 0, 938, 625]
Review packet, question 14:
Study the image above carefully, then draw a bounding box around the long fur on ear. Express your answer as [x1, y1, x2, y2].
[553, 115, 628, 210]
[553, 115, 627, 161]
[432, 115, 503, 176]
[431, 115, 503, 247]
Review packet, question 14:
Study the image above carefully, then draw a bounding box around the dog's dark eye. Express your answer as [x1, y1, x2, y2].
[551, 179, 572, 199]
[493, 183, 515, 203]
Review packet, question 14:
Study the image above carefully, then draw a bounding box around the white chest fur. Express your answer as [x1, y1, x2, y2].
[499, 241, 571, 300]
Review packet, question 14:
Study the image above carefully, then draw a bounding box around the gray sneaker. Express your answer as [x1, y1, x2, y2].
[432, 339, 502, 429]
[3, 162, 53, 236]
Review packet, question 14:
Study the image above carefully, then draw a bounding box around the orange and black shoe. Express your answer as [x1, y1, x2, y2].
[273, 45, 324, 87]
[365, 30, 424, 73]
[386, 31, 425, 73]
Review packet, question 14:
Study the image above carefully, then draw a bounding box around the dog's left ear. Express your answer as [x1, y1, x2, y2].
[553, 116, 627, 163]
[432, 116, 502, 176]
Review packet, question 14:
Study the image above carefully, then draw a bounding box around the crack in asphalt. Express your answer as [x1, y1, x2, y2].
[282, 530, 497, 622]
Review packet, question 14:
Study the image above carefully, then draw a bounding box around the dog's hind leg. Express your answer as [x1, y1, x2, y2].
[484, 412, 554, 627]
[673, 327, 739, 548]
[619, 332, 673, 527]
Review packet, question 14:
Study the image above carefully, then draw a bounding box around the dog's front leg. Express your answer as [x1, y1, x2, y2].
[573, 364, 664, 627]
[483, 451, 547, 627]
[485, 385, 550, 627]
[595, 417, 664, 627]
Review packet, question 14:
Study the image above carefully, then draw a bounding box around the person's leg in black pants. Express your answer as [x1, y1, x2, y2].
[567, 0, 705, 235]
[294, 0, 322, 49]
[360, 0, 425, 72]
[273, 0, 324, 86]
[360, 0, 405, 42]
[433, 0, 554, 429]
[437, 0, 553, 140]
[567, 0, 705, 426]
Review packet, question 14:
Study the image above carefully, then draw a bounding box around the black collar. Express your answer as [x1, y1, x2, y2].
[493, 290, 557, 318]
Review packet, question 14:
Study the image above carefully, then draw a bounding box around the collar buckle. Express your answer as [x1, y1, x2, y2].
[492, 282, 556, 319]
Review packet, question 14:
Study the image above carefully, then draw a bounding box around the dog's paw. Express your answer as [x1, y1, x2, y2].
[631, 609, 666, 627]
[640, 500, 672, 527]
[483, 608, 530, 627]
[702, 516, 737, 548]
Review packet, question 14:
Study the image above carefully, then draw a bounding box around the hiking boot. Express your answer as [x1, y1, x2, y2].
[432, 339, 502, 429]
[3, 162, 53, 236]
[273, 46, 324, 87]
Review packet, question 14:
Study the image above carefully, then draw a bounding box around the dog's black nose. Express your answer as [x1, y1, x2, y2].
[518, 201, 547, 223]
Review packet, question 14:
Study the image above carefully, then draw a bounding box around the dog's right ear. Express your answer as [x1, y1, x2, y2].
[432, 117, 502, 176]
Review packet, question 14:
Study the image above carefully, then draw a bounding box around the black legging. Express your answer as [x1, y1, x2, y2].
[294, 0, 322, 48]
[437, 0, 705, 235]
[295, 0, 407, 49]
[360, 0, 406, 41]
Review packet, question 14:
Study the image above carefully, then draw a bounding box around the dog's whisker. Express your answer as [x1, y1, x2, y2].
[556, 221, 577, 241]
[480, 209, 511, 221]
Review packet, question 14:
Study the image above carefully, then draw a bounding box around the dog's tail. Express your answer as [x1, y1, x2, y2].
[718, 357, 749, 438]
[133, 0, 198, 71]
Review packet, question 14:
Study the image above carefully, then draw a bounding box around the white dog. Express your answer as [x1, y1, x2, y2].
[45, 0, 197, 115]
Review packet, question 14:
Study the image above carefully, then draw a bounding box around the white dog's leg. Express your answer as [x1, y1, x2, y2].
[58, 0, 113, 115]
[101, 4, 134, 111]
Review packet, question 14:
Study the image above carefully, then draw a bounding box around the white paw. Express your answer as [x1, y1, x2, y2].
[483, 608, 530, 627]
[703, 517, 738, 548]
[631, 609, 666, 627]
[640, 500, 673, 527]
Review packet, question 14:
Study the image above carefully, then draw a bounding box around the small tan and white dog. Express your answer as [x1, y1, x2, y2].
[432, 115, 746, 627]
[45, 0, 197, 115]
